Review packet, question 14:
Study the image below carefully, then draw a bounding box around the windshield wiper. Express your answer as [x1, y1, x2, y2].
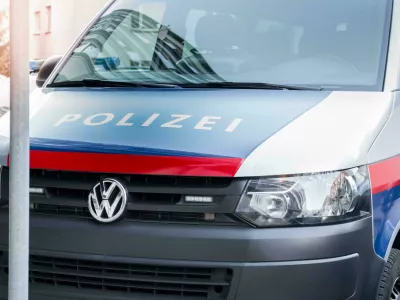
[46, 79, 179, 88]
[46, 80, 321, 91]
[177, 82, 322, 91]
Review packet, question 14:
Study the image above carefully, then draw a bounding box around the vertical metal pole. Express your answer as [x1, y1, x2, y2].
[8, 0, 30, 298]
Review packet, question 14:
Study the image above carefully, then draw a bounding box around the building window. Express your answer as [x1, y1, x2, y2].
[34, 11, 41, 35]
[45, 6, 51, 34]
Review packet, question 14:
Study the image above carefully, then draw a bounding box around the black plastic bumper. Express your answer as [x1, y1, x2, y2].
[0, 212, 385, 300]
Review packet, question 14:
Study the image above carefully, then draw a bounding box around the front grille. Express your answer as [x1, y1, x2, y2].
[1, 254, 232, 299]
[0, 168, 247, 225]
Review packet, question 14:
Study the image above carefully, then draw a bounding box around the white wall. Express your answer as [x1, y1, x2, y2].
[30, 0, 109, 60]
[1, 0, 110, 113]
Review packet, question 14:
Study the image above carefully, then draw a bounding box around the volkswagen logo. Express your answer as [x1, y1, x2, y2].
[88, 178, 128, 223]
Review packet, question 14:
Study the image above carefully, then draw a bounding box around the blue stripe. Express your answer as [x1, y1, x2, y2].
[373, 185, 400, 258]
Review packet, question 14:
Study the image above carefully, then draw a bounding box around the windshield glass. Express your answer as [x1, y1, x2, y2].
[52, 0, 391, 91]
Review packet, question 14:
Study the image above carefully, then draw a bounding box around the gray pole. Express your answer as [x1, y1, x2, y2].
[8, 0, 30, 298]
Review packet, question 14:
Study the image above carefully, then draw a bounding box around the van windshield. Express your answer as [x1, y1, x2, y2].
[52, 0, 391, 91]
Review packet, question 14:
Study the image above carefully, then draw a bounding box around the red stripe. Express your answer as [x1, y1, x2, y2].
[369, 156, 400, 194]
[25, 150, 243, 177]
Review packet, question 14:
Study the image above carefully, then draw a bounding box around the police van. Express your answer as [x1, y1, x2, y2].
[0, 0, 398, 299]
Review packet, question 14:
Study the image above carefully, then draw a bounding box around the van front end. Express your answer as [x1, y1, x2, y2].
[1, 0, 400, 299]
[0, 89, 395, 300]
[0, 164, 386, 300]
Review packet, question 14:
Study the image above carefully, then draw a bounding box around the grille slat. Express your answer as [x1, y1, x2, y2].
[32, 178, 235, 196]
[30, 257, 212, 277]
[22, 255, 233, 299]
[31, 274, 210, 293]
[30, 204, 215, 223]
[32, 198, 87, 208]
[31, 170, 234, 189]
[31, 178, 94, 191]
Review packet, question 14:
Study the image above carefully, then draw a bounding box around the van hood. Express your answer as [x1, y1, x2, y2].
[0, 88, 393, 176]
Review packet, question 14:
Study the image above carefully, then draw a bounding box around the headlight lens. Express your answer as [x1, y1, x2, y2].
[236, 166, 371, 227]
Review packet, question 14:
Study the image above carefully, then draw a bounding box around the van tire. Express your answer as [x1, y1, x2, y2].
[377, 249, 400, 300]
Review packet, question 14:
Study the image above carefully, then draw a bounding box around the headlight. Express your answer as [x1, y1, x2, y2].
[236, 166, 371, 227]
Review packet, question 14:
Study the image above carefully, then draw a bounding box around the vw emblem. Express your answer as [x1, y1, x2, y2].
[88, 178, 128, 223]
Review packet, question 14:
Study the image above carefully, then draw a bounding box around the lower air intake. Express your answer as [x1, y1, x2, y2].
[24, 255, 233, 299]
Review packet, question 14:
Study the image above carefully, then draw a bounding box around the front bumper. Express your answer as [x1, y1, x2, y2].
[0, 213, 384, 300]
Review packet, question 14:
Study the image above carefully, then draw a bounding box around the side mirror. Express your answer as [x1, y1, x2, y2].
[36, 55, 63, 88]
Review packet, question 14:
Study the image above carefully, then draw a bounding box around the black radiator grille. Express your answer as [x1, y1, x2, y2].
[28, 255, 232, 299]
[0, 168, 248, 225]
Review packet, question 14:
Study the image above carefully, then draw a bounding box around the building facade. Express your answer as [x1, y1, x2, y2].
[30, 0, 109, 60]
